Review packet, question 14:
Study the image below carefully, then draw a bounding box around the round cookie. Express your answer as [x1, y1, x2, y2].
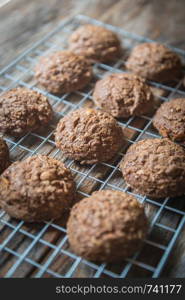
[55, 108, 124, 164]
[120, 138, 185, 198]
[0, 138, 9, 174]
[35, 50, 92, 94]
[93, 73, 154, 118]
[0, 155, 76, 222]
[67, 190, 148, 262]
[0, 87, 53, 137]
[126, 43, 182, 82]
[153, 98, 185, 142]
[68, 24, 121, 63]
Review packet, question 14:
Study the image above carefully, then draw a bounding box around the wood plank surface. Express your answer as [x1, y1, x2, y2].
[0, 0, 185, 278]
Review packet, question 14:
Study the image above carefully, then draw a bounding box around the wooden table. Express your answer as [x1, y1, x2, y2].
[0, 0, 185, 278]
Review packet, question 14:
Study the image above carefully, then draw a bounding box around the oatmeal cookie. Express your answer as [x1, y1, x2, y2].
[153, 98, 185, 142]
[69, 24, 121, 62]
[93, 73, 154, 118]
[120, 138, 185, 198]
[0, 155, 76, 222]
[0, 87, 53, 136]
[55, 108, 124, 164]
[126, 43, 182, 82]
[35, 50, 92, 94]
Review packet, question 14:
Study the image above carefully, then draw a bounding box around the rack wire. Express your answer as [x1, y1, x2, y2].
[0, 14, 185, 278]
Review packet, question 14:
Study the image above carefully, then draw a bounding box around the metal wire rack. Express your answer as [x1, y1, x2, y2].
[0, 14, 185, 278]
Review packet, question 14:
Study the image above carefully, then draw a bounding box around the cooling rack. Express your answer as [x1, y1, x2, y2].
[0, 14, 185, 278]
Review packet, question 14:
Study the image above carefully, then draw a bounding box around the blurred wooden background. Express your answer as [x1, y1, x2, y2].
[0, 0, 185, 69]
[0, 0, 185, 277]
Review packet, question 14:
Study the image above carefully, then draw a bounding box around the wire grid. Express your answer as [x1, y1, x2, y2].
[0, 14, 185, 278]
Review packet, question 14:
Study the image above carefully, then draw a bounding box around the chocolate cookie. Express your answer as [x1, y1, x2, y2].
[55, 108, 124, 164]
[0, 138, 9, 174]
[35, 50, 92, 94]
[68, 24, 121, 63]
[126, 43, 182, 82]
[120, 138, 185, 198]
[0, 155, 76, 222]
[67, 190, 148, 262]
[153, 98, 185, 142]
[93, 73, 154, 118]
[0, 87, 53, 137]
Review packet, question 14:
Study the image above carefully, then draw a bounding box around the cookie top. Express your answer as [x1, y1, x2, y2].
[120, 138, 185, 198]
[0, 138, 9, 174]
[183, 76, 185, 87]
[68, 24, 121, 62]
[67, 189, 147, 262]
[0, 155, 76, 222]
[126, 43, 182, 82]
[55, 108, 124, 164]
[153, 98, 185, 142]
[35, 50, 92, 94]
[93, 73, 154, 118]
[0, 87, 53, 137]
